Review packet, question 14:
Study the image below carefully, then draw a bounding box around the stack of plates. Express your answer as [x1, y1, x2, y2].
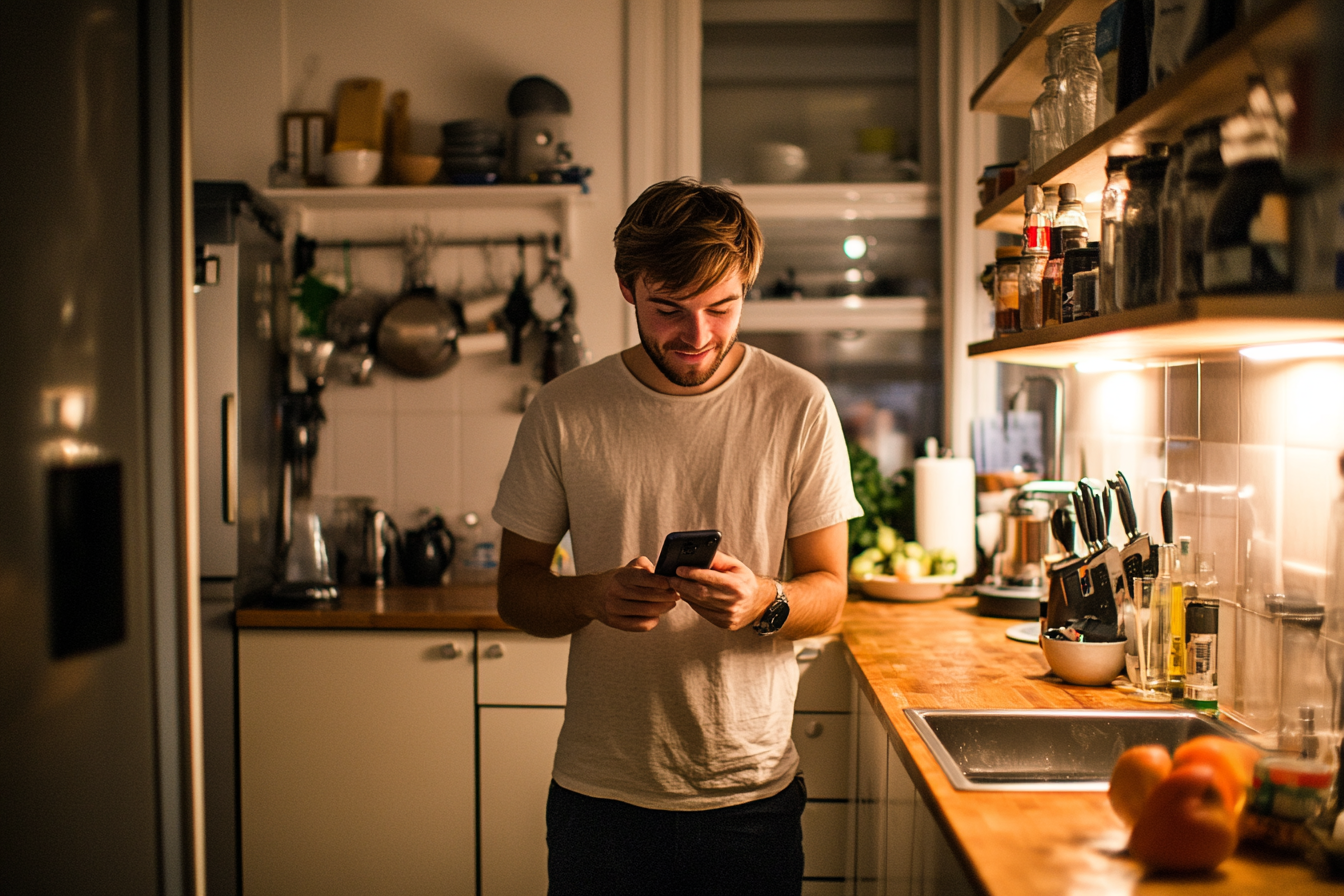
[440, 120, 504, 183]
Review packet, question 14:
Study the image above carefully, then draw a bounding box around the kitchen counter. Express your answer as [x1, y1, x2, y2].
[843, 595, 1341, 896]
[235, 586, 1340, 893]
[235, 584, 511, 630]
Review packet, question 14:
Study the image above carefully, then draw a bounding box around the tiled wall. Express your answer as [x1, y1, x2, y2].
[1052, 353, 1344, 745]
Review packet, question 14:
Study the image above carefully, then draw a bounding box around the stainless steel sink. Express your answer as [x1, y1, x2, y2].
[904, 708, 1245, 792]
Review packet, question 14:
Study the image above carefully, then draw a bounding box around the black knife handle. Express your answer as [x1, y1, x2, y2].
[1161, 490, 1174, 545]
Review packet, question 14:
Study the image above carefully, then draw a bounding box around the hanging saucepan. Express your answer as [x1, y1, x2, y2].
[375, 226, 463, 377]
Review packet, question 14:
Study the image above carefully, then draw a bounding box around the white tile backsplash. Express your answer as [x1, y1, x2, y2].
[1070, 351, 1343, 741]
[394, 412, 461, 521]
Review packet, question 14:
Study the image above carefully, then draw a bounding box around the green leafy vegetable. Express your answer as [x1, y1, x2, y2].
[847, 440, 914, 560]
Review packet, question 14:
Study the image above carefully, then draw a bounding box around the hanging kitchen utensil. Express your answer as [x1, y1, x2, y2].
[502, 236, 536, 363]
[540, 246, 589, 382]
[375, 226, 461, 377]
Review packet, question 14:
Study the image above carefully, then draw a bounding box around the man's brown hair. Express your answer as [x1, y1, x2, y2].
[613, 178, 763, 298]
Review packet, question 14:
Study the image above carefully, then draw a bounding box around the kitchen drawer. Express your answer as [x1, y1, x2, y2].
[795, 634, 853, 712]
[801, 799, 849, 880]
[793, 711, 852, 800]
[476, 630, 570, 706]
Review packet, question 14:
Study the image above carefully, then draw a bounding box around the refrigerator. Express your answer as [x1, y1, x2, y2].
[0, 0, 201, 893]
[194, 181, 287, 896]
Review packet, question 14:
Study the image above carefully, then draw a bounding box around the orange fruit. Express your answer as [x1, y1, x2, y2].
[1109, 744, 1173, 825]
[1129, 763, 1239, 872]
[1172, 735, 1259, 816]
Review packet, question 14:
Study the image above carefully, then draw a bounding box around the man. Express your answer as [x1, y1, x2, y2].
[492, 178, 862, 896]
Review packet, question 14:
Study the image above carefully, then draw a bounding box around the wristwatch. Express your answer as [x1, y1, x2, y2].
[753, 578, 790, 636]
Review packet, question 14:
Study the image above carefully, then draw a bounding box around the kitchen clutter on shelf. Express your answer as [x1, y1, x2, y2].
[286, 224, 590, 387]
[270, 75, 592, 189]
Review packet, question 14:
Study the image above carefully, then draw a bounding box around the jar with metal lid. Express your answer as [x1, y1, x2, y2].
[1177, 117, 1228, 297]
[1118, 154, 1171, 309]
[994, 251, 1023, 336]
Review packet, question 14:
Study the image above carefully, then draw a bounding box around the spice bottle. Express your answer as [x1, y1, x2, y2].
[1020, 186, 1051, 330]
[1062, 241, 1100, 320]
[1098, 154, 1138, 314]
[1042, 225, 1082, 326]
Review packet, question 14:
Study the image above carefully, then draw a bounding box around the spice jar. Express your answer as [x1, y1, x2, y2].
[1118, 155, 1171, 309]
[1062, 242, 1099, 321]
[1042, 225, 1083, 326]
[994, 250, 1023, 336]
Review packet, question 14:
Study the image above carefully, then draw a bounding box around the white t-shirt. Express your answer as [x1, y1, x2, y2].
[492, 345, 862, 810]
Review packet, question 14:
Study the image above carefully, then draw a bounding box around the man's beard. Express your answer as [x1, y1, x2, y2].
[635, 311, 738, 389]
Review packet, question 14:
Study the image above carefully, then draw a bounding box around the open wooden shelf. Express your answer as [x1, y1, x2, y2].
[740, 296, 937, 332]
[972, 0, 1316, 232]
[967, 293, 1344, 368]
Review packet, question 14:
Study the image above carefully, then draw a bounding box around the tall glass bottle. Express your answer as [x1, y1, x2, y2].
[1170, 535, 1191, 699]
[1098, 155, 1138, 315]
[1118, 155, 1171, 309]
[1185, 552, 1220, 715]
[1029, 75, 1066, 171]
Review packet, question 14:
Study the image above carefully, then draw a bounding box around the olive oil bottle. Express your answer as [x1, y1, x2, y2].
[1168, 535, 1190, 699]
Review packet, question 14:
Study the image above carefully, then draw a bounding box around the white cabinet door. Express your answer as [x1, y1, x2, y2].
[238, 629, 476, 896]
[476, 630, 570, 706]
[853, 694, 889, 896]
[478, 705, 566, 896]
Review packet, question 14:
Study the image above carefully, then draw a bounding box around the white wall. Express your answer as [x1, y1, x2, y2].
[191, 0, 630, 546]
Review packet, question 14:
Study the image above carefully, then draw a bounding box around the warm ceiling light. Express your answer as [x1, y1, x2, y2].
[1074, 359, 1143, 373]
[843, 235, 868, 259]
[1240, 342, 1344, 361]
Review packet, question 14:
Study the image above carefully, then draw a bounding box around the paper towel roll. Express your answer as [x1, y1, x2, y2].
[914, 456, 977, 580]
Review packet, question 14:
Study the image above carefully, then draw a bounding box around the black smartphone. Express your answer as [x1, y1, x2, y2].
[654, 529, 722, 578]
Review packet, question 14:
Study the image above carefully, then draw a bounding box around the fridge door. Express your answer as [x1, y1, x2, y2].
[0, 0, 199, 892]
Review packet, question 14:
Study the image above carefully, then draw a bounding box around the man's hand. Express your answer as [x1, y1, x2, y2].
[587, 556, 681, 632]
[671, 550, 772, 631]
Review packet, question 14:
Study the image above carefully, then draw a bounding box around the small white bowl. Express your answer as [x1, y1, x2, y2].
[1039, 636, 1126, 687]
[751, 142, 808, 183]
[325, 149, 383, 187]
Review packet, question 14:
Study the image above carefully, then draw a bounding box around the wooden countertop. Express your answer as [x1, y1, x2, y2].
[234, 583, 513, 630]
[842, 596, 1341, 896]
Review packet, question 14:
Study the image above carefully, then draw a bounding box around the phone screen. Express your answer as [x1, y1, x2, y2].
[654, 529, 722, 578]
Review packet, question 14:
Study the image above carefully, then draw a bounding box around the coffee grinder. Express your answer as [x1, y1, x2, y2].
[273, 336, 339, 600]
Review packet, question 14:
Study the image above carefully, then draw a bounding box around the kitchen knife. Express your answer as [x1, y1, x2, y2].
[1113, 471, 1154, 592]
[1079, 482, 1100, 553]
[1073, 488, 1097, 554]
[1110, 476, 1138, 542]
[1051, 507, 1075, 558]
[1101, 485, 1113, 544]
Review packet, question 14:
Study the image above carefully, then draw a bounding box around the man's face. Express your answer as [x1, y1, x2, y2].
[621, 273, 745, 390]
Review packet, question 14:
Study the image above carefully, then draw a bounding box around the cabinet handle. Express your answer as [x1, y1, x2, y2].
[482, 643, 504, 659]
[796, 647, 821, 662]
[439, 643, 461, 659]
[805, 721, 825, 738]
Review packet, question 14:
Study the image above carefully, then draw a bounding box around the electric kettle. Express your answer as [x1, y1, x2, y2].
[360, 508, 401, 587]
[401, 514, 457, 586]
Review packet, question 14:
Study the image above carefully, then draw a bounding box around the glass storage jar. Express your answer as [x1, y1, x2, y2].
[1177, 117, 1228, 297]
[1157, 142, 1185, 304]
[1028, 74, 1065, 171]
[994, 252, 1023, 336]
[1098, 154, 1139, 314]
[1204, 107, 1292, 294]
[1118, 155, 1171, 309]
[1055, 23, 1102, 146]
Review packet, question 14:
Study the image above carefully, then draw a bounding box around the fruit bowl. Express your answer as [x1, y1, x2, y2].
[858, 573, 958, 602]
[1039, 636, 1127, 686]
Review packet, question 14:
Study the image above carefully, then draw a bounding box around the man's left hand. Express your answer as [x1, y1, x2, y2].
[671, 550, 772, 631]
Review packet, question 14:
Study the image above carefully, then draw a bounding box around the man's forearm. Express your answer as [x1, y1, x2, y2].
[496, 563, 598, 638]
[773, 569, 847, 640]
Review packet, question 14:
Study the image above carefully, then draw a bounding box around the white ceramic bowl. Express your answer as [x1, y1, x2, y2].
[859, 573, 958, 602]
[1039, 636, 1127, 687]
[751, 142, 808, 183]
[325, 149, 383, 187]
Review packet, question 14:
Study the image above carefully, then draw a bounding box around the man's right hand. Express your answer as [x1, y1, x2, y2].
[588, 557, 681, 632]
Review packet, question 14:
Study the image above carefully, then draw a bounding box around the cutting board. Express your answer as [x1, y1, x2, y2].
[332, 78, 384, 151]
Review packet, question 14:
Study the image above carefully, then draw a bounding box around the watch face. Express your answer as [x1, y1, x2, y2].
[755, 598, 790, 634]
